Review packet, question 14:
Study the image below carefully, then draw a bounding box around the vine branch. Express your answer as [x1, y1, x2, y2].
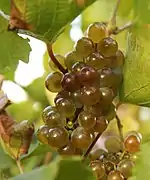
[116, 115, 124, 142]
[82, 133, 102, 162]
[46, 43, 67, 74]
[112, 21, 133, 35]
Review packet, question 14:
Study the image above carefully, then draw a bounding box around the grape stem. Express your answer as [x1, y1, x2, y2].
[16, 160, 24, 174]
[82, 133, 102, 162]
[46, 43, 67, 74]
[116, 115, 124, 142]
[112, 21, 133, 35]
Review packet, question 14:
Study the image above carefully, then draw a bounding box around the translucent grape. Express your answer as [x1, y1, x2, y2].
[58, 142, 76, 156]
[71, 90, 82, 108]
[37, 125, 49, 144]
[48, 127, 69, 148]
[108, 170, 124, 180]
[80, 86, 101, 105]
[71, 127, 93, 149]
[90, 149, 107, 161]
[55, 98, 76, 117]
[117, 159, 134, 178]
[90, 160, 105, 179]
[93, 116, 108, 133]
[61, 72, 80, 92]
[105, 161, 115, 175]
[78, 111, 96, 130]
[42, 106, 57, 123]
[54, 90, 71, 104]
[100, 87, 115, 105]
[49, 54, 66, 71]
[87, 22, 107, 43]
[71, 62, 86, 75]
[45, 72, 63, 93]
[84, 103, 102, 117]
[75, 37, 94, 58]
[97, 37, 118, 57]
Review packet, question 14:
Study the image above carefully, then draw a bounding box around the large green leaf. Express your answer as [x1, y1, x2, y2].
[12, 157, 96, 180]
[0, 16, 31, 77]
[12, 0, 97, 42]
[0, 0, 10, 14]
[120, 27, 150, 106]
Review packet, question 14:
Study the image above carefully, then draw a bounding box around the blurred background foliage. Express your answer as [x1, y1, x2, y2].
[1, 0, 150, 177]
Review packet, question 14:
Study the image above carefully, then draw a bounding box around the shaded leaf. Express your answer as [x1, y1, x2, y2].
[120, 26, 150, 106]
[0, 0, 10, 14]
[11, 0, 97, 42]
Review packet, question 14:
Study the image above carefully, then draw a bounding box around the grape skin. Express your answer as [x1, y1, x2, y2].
[37, 125, 49, 145]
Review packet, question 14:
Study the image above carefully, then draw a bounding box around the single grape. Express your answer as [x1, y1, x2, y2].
[75, 37, 94, 58]
[104, 161, 115, 174]
[84, 103, 102, 117]
[49, 54, 66, 71]
[42, 106, 57, 123]
[78, 66, 99, 86]
[54, 90, 71, 103]
[65, 51, 82, 70]
[108, 170, 124, 180]
[124, 134, 140, 153]
[97, 37, 118, 57]
[117, 159, 134, 178]
[100, 87, 115, 105]
[45, 72, 63, 93]
[130, 154, 138, 162]
[85, 52, 107, 70]
[58, 142, 76, 156]
[71, 127, 93, 149]
[93, 116, 108, 133]
[89, 149, 108, 161]
[37, 125, 49, 144]
[104, 104, 116, 122]
[61, 72, 80, 92]
[71, 62, 86, 75]
[87, 22, 107, 43]
[48, 127, 69, 148]
[125, 131, 142, 142]
[55, 98, 76, 118]
[105, 136, 123, 153]
[90, 160, 105, 179]
[71, 90, 82, 108]
[45, 110, 66, 128]
[80, 86, 101, 106]
[78, 111, 96, 130]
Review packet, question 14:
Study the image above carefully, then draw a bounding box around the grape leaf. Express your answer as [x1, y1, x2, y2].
[132, 141, 150, 180]
[0, 0, 10, 14]
[11, 0, 97, 42]
[11, 157, 96, 180]
[0, 16, 31, 76]
[120, 26, 150, 106]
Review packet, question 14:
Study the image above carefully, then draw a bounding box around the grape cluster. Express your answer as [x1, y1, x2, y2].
[89, 131, 141, 180]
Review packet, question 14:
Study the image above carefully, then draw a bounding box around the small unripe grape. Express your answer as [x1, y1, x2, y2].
[125, 131, 142, 142]
[105, 136, 123, 153]
[61, 72, 80, 92]
[42, 106, 57, 123]
[117, 159, 134, 178]
[97, 37, 118, 57]
[105, 161, 115, 174]
[108, 170, 124, 180]
[49, 54, 66, 71]
[93, 116, 108, 133]
[87, 22, 107, 43]
[48, 127, 69, 148]
[45, 72, 63, 92]
[55, 98, 76, 118]
[100, 87, 115, 105]
[89, 149, 107, 161]
[78, 111, 96, 130]
[124, 135, 140, 153]
[71, 127, 93, 150]
[75, 37, 94, 58]
[37, 125, 49, 144]
[90, 160, 105, 179]
[58, 142, 76, 156]
[80, 86, 101, 106]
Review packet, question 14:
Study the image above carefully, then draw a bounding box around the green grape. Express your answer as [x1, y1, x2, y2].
[75, 37, 94, 58]
[89, 149, 107, 161]
[61, 72, 81, 92]
[100, 87, 115, 105]
[65, 51, 82, 70]
[104, 104, 116, 122]
[93, 116, 108, 133]
[71, 90, 82, 108]
[80, 86, 101, 106]
[117, 159, 134, 178]
[42, 106, 57, 122]
[87, 22, 107, 43]
[55, 98, 76, 117]
[85, 52, 107, 70]
[45, 72, 63, 93]
[90, 160, 105, 179]
[78, 111, 96, 130]
[108, 170, 124, 180]
[45, 110, 66, 128]
[58, 142, 76, 156]
[37, 125, 49, 144]
[84, 103, 102, 117]
[106, 50, 125, 68]
[48, 127, 69, 148]
[78, 66, 99, 86]
[105, 136, 123, 153]
[71, 62, 86, 75]
[104, 161, 115, 175]
[71, 127, 93, 149]
[124, 134, 140, 153]
[97, 37, 118, 57]
[49, 54, 66, 71]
